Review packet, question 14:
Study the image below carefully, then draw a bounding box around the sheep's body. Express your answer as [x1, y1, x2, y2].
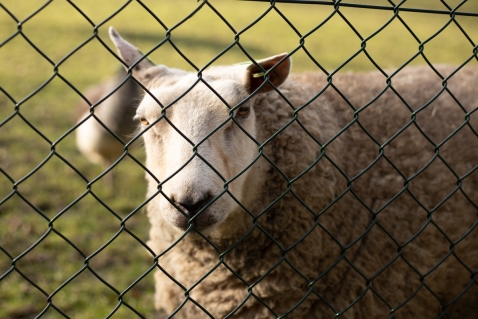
[149, 66, 478, 318]
[108, 27, 477, 319]
[75, 68, 142, 167]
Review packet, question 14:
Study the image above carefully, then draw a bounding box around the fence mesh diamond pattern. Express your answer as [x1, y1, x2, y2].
[1, 0, 477, 318]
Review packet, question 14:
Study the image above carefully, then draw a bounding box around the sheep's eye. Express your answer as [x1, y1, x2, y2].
[139, 117, 149, 125]
[236, 105, 250, 117]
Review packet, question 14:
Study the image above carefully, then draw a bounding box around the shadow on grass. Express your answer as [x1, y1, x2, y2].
[77, 27, 267, 59]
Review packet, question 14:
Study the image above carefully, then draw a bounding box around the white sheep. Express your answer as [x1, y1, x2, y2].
[109, 27, 478, 318]
[75, 67, 143, 173]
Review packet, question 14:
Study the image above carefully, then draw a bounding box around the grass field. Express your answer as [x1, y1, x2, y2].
[1, 0, 477, 318]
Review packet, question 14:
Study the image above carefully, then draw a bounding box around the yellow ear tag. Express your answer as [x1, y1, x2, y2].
[252, 72, 265, 78]
[233, 61, 265, 78]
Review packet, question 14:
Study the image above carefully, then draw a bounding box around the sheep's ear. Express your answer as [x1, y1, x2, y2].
[243, 53, 291, 94]
[109, 27, 155, 84]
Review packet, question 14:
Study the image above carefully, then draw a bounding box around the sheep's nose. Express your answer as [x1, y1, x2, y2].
[174, 194, 214, 217]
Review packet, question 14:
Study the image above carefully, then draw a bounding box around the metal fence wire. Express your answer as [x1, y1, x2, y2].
[1, 0, 478, 318]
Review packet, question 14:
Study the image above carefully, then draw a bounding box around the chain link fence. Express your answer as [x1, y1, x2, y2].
[1, 0, 478, 318]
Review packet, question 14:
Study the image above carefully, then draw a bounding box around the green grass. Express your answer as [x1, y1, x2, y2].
[1, 0, 477, 318]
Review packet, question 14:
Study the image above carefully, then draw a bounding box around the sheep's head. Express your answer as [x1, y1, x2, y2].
[109, 27, 291, 235]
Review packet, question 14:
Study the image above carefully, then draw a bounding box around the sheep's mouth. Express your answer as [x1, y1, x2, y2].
[168, 209, 222, 233]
